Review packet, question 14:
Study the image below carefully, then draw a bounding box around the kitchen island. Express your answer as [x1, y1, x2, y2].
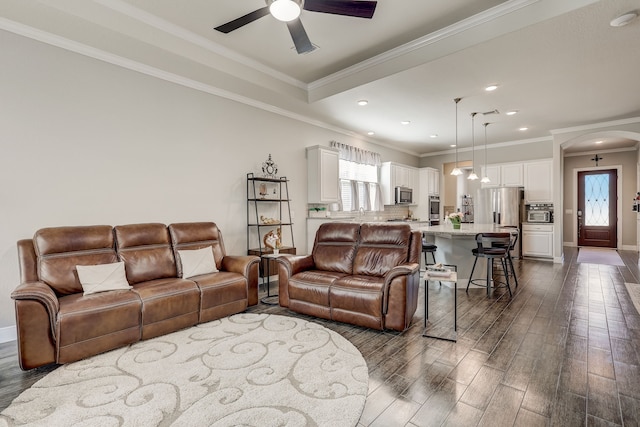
[413, 223, 518, 289]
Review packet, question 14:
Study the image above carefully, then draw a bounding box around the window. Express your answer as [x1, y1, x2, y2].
[338, 160, 381, 212]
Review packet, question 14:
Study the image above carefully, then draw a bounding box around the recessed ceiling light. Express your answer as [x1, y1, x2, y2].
[485, 85, 498, 91]
[401, 120, 411, 125]
[367, 131, 375, 136]
[450, 144, 457, 148]
[519, 127, 528, 131]
[506, 110, 518, 116]
[430, 134, 438, 138]
[595, 140, 603, 144]
[610, 12, 638, 27]
[357, 100, 368, 106]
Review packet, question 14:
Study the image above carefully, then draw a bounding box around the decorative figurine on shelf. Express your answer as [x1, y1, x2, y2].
[263, 228, 282, 254]
[259, 183, 268, 199]
[260, 215, 279, 225]
[261, 154, 278, 179]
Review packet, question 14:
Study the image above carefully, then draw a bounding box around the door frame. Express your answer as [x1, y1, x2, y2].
[572, 165, 622, 249]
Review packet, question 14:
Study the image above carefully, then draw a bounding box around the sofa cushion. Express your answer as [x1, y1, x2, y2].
[330, 275, 385, 315]
[132, 277, 200, 340]
[178, 247, 218, 278]
[353, 223, 411, 276]
[115, 223, 177, 284]
[289, 270, 347, 306]
[168, 222, 225, 276]
[312, 223, 360, 274]
[56, 290, 142, 364]
[188, 271, 248, 322]
[34, 225, 117, 296]
[330, 275, 385, 330]
[76, 261, 132, 295]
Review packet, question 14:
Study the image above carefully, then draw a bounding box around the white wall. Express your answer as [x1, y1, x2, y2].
[0, 30, 417, 334]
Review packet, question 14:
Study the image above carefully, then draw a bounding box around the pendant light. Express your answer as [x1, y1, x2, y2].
[450, 97, 463, 176]
[467, 112, 478, 180]
[481, 122, 491, 183]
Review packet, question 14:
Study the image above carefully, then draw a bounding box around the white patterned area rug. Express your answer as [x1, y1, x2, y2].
[0, 314, 368, 427]
[576, 247, 625, 266]
[625, 283, 640, 316]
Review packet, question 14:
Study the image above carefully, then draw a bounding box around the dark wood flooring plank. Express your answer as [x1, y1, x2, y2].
[477, 384, 524, 427]
[459, 365, 505, 411]
[513, 408, 549, 427]
[587, 373, 622, 425]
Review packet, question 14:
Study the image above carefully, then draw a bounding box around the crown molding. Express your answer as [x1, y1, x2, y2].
[550, 116, 640, 135]
[88, 0, 307, 90]
[420, 136, 553, 157]
[0, 17, 421, 159]
[563, 146, 638, 157]
[308, 0, 538, 91]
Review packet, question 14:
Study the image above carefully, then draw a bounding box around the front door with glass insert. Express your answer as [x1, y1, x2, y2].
[577, 169, 617, 248]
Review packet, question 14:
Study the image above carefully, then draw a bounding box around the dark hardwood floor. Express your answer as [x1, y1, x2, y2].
[2, 246, 640, 426]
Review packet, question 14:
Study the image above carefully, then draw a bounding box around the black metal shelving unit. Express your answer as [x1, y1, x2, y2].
[246, 173, 296, 303]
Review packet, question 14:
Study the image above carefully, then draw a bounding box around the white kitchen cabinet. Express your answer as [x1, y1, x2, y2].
[481, 163, 523, 187]
[522, 223, 553, 258]
[426, 167, 440, 195]
[306, 145, 339, 204]
[481, 165, 501, 187]
[381, 162, 418, 205]
[524, 159, 553, 202]
[501, 163, 524, 186]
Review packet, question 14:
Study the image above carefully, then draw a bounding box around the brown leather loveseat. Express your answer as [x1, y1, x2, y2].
[11, 222, 259, 370]
[277, 222, 421, 332]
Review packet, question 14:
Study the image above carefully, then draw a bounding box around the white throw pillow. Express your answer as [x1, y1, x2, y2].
[76, 261, 132, 296]
[178, 246, 218, 279]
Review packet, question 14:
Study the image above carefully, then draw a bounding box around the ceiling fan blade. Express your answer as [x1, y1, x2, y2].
[214, 7, 270, 33]
[286, 19, 314, 54]
[303, 0, 377, 19]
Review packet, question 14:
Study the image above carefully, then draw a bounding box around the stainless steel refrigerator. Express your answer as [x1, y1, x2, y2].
[475, 187, 524, 257]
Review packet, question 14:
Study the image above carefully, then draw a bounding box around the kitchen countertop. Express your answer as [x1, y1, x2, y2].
[413, 223, 519, 237]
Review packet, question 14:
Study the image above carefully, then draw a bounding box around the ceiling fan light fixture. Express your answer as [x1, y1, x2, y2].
[610, 12, 638, 27]
[269, 0, 301, 22]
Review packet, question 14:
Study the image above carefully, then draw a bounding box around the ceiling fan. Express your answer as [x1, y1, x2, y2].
[214, 0, 377, 54]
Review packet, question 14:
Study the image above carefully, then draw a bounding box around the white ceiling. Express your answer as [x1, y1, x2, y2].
[1, 0, 639, 156]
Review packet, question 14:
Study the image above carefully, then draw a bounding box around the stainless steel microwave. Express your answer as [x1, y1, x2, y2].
[395, 186, 413, 204]
[527, 210, 551, 223]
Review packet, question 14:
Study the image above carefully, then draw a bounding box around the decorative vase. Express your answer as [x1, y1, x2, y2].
[273, 249, 280, 255]
[452, 222, 461, 229]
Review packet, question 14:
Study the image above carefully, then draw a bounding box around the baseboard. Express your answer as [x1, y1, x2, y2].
[0, 326, 16, 344]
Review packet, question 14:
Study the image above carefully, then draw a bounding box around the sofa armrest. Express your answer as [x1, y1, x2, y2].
[221, 255, 260, 276]
[221, 255, 261, 306]
[11, 281, 59, 327]
[384, 262, 420, 286]
[276, 254, 315, 277]
[382, 262, 420, 330]
[276, 255, 315, 307]
[11, 281, 60, 368]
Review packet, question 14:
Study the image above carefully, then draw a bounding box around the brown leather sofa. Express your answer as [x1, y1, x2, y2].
[277, 222, 421, 332]
[11, 222, 260, 370]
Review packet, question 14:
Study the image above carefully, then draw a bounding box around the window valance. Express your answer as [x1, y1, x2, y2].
[330, 141, 381, 166]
